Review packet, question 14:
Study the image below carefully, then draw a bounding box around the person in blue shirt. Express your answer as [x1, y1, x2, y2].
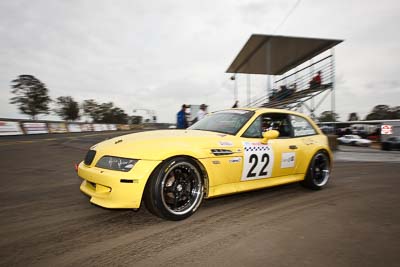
[177, 104, 188, 129]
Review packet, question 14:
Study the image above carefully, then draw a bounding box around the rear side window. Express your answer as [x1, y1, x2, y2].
[291, 115, 317, 137]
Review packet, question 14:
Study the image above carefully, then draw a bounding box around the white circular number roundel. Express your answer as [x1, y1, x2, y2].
[241, 142, 274, 181]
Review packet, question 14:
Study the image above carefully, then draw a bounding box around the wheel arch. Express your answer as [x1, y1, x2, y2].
[317, 148, 332, 163]
[312, 148, 332, 171]
[300, 147, 330, 175]
[301, 148, 332, 190]
[298, 146, 332, 175]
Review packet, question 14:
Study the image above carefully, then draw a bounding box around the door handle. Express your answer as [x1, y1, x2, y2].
[289, 145, 298, 150]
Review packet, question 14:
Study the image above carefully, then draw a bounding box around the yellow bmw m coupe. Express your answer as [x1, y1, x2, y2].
[78, 108, 332, 220]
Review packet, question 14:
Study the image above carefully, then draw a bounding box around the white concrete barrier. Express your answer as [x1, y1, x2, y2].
[0, 121, 23, 136]
[93, 124, 103, 132]
[22, 122, 48, 134]
[108, 124, 117, 131]
[0, 119, 142, 137]
[67, 123, 82, 133]
[48, 123, 67, 133]
[101, 124, 108, 131]
[80, 124, 93, 132]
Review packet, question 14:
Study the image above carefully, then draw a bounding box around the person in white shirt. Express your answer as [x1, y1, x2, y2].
[196, 104, 208, 121]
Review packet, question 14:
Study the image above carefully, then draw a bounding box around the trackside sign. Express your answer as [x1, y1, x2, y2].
[381, 125, 393, 135]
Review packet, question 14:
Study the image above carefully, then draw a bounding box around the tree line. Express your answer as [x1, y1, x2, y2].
[10, 74, 129, 123]
[318, 104, 400, 123]
[10, 74, 399, 124]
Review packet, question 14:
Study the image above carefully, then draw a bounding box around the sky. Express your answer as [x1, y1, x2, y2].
[1, 0, 399, 123]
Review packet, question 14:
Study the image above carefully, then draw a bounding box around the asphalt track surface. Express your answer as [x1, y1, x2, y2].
[1, 131, 399, 266]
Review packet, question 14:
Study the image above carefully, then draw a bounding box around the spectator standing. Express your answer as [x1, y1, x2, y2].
[177, 104, 188, 129]
[196, 104, 208, 121]
[309, 71, 322, 89]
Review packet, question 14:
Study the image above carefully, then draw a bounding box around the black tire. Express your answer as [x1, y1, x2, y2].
[301, 151, 330, 190]
[144, 157, 204, 220]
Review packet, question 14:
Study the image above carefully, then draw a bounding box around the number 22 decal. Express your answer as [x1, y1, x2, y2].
[247, 153, 270, 177]
[241, 142, 274, 181]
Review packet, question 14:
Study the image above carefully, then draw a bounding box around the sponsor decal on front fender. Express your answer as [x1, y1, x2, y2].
[219, 141, 234, 147]
[229, 157, 241, 163]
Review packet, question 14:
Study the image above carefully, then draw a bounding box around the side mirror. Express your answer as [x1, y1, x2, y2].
[261, 130, 279, 144]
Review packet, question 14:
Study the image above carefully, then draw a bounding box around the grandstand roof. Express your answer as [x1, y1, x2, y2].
[226, 34, 343, 75]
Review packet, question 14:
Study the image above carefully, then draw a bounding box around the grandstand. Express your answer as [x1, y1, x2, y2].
[226, 34, 343, 118]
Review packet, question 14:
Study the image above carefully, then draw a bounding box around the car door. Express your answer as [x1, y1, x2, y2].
[239, 112, 303, 182]
[289, 114, 319, 168]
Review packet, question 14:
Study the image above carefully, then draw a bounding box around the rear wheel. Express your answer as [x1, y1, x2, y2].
[301, 152, 330, 190]
[144, 157, 204, 220]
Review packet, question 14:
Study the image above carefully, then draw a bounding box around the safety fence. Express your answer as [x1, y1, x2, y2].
[0, 119, 145, 136]
[247, 54, 334, 108]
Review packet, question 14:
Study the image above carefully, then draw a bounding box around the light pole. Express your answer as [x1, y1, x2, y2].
[231, 74, 238, 102]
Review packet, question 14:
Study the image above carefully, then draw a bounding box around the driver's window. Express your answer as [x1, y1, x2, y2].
[242, 113, 292, 138]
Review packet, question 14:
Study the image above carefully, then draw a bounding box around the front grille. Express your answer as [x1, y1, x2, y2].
[84, 150, 96, 165]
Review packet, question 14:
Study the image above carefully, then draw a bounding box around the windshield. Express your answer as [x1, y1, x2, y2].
[189, 110, 254, 135]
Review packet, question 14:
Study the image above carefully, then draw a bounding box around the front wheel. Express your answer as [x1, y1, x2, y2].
[144, 157, 204, 220]
[301, 152, 331, 190]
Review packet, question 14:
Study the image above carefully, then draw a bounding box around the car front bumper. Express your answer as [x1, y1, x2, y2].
[78, 159, 161, 209]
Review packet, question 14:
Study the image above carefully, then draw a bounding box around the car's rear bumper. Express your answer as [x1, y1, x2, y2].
[78, 160, 161, 209]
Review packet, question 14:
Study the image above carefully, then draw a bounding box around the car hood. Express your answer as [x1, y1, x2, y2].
[90, 130, 241, 160]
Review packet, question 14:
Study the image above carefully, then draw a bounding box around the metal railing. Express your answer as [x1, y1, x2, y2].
[246, 55, 334, 108]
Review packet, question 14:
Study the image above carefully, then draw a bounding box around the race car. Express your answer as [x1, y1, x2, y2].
[337, 135, 372, 147]
[78, 108, 332, 220]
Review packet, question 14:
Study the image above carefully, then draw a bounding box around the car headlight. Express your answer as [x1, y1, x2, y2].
[95, 156, 138, 172]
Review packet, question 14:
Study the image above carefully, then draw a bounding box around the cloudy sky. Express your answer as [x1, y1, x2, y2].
[1, 0, 399, 123]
